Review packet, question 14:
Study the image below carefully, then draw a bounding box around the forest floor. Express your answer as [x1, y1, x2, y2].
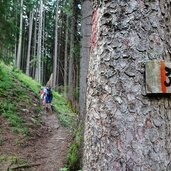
[0, 105, 72, 171]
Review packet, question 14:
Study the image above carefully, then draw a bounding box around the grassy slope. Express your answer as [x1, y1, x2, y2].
[13, 65, 77, 130]
[0, 62, 77, 130]
[0, 62, 77, 169]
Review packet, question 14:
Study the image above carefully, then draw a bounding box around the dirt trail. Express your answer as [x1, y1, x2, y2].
[0, 111, 72, 171]
[32, 113, 72, 171]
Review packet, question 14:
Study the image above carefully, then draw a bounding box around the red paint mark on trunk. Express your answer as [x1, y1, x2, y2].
[160, 61, 166, 93]
[91, 9, 98, 48]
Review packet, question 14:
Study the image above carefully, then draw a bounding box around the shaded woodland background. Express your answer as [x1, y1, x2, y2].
[0, 0, 81, 110]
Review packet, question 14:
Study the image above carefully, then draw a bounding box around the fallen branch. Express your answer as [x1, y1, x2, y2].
[10, 163, 41, 170]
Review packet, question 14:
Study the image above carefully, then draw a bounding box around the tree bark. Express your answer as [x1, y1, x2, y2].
[52, 0, 59, 89]
[68, 0, 77, 104]
[41, 10, 45, 83]
[32, 8, 38, 79]
[35, 0, 43, 83]
[79, 0, 92, 123]
[64, 15, 69, 97]
[83, 1, 171, 171]
[26, 11, 34, 76]
[16, 0, 23, 69]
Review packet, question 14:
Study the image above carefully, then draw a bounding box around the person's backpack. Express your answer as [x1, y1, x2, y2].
[46, 88, 52, 98]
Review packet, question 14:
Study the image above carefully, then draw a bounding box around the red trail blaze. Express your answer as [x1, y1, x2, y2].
[91, 9, 98, 49]
[160, 61, 166, 93]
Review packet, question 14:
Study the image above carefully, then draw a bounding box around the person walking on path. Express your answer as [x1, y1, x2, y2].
[44, 85, 53, 114]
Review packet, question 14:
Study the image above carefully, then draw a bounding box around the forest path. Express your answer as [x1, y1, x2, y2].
[31, 112, 72, 171]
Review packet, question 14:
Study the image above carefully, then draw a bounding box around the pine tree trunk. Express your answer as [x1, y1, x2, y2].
[16, 0, 23, 69]
[84, 1, 171, 171]
[33, 8, 38, 79]
[53, 0, 59, 89]
[79, 0, 92, 123]
[64, 15, 69, 97]
[41, 10, 45, 83]
[56, 24, 61, 91]
[26, 11, 34, 76]
[35, 0, 43, 83]
[68, 0, 77, 104]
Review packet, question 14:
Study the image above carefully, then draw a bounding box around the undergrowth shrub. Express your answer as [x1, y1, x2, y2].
[67, 128, 83, 171]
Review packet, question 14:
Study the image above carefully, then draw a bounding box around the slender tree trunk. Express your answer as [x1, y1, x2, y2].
[14, 5, 18, 66]
[56, 27, 60, 90]
[68, 0, 77, 104]
[33, 8, 38, 79]
[26, 11, 34, 76]
[35, 0, 43, 83]
[21, 24, 27, 71]
[14, 41, 17, 66]
[53, 0, 59, 89]
[64, 15, 69, 97]
[22, 27, 26, 71]
[16, 0, 23, 69]
[83, 1, 171, 171]
[41, 10, 45, 83]
[75, 62, 79, 110]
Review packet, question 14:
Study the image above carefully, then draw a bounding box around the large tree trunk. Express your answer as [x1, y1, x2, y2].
[16, 0, 23, 69]
[79, 0, 92, 123]
[26, 11, 34, 76]
[83, 1, 171, 171]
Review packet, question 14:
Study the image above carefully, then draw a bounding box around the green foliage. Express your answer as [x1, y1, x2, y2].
[0, 155, 28, 169]
[0, 100, 29, 135]
[12, 67, 41, 97]
[0, 63, 13, 91]
[67, 129, 83, 171]
[53, 92, 77, 130]
[0, 0, 18, 48]
[73, 86, 79, 102]
[59, 168, 69, 171]
[0, 62, 33, 135]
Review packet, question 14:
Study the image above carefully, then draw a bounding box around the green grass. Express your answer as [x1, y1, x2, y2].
[67, 128, 83, 171]
[12, 67, 40, 97]
[52, 92, 77, 130]
[0, 62, 29, 135]
[0, 155, 28, 170]
[0, 100, 29, 135]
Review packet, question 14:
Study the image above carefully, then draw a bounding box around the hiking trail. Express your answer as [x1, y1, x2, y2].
[31, 112, 72, 171]
[0, 110, 72, 171]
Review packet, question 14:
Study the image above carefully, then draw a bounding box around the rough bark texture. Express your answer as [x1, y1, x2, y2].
[84, 0, 171, 171]
[79, 0, 93, 122]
